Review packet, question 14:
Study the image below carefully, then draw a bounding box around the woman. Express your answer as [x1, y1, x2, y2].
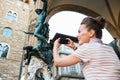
[53, 16, 120, 80]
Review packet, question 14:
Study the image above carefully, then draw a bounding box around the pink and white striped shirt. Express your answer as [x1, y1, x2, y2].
[74, 39, 120, 80]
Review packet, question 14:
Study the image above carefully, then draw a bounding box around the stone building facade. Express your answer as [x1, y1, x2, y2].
[0, 0, 30, 79]
[0, 0, 85, 80]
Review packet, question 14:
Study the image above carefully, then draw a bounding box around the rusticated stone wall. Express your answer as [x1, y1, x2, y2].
[0, 58, 20, 80]
[0, 0, 29, 79]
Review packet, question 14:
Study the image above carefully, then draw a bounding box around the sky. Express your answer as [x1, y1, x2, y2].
[48, 11, 113, 44]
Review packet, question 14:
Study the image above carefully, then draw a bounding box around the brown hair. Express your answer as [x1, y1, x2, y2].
[81, 16, 106, 39]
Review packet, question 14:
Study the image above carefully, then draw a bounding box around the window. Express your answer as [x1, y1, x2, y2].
[6, 10, 17, 21]
[0, 43, 9, 58]
[54, 53, 84, 80]
[69, 66, 76, 74]
[2, 27, 12, 37]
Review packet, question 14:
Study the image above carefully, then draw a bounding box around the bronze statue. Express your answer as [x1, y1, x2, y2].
[23, 0, 53, 65]
[33, 0, 49, 50]
[19, 0, 52, 79]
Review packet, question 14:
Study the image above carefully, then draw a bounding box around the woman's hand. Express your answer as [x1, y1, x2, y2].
[54, 38, 61, 49]
[66, 38, 77, 50]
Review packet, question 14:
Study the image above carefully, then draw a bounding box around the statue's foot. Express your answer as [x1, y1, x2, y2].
[35, 9, 42, 15]
[23, 46, 33, 50]
[41, 0, 47, 2]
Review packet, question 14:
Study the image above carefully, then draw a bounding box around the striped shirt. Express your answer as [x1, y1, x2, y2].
[73, 39, 120, 80]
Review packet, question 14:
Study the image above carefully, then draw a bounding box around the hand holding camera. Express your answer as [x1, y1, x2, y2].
[59, 38, 69, 44]
[59, 38, 77, 50]
[51, 33, 78, 50]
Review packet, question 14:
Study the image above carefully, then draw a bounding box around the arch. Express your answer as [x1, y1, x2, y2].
[8, 11, 12, 14]
[48, 4, 99, 19]
[47, 4, 120, 38]
[2, 27, 12, 37]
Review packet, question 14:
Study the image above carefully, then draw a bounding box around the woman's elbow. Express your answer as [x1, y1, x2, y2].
[54, 60, 62, 67]
[54, 61, 59, 66]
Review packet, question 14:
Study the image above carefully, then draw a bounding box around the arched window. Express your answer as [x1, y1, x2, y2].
[2, 27, 12, 37]
[6, 10, 17, 21]
[0, 43, 9, 58]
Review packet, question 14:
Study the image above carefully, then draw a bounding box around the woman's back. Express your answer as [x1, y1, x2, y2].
[75, 43, 120, 80]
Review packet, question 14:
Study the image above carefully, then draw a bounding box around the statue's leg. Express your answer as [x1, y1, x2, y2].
[26, 52, 33, 65]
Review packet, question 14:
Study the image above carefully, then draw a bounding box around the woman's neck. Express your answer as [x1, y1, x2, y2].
[89, 38, 103, 44]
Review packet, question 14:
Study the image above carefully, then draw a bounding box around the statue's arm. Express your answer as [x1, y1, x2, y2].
[35, 0, 47, 27]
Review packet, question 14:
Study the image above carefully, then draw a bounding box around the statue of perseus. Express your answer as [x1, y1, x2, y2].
[33, 0, 49, 50]
[23, 0, 52, 66]
[20, 0, 53, 80]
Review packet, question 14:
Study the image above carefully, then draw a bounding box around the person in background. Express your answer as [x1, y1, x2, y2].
[53, 16, 120, 80]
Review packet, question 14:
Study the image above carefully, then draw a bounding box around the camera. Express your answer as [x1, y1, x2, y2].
[59, 38, 69, 44]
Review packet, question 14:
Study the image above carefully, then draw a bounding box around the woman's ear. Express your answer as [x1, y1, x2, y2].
[89, 29, 95, 37]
